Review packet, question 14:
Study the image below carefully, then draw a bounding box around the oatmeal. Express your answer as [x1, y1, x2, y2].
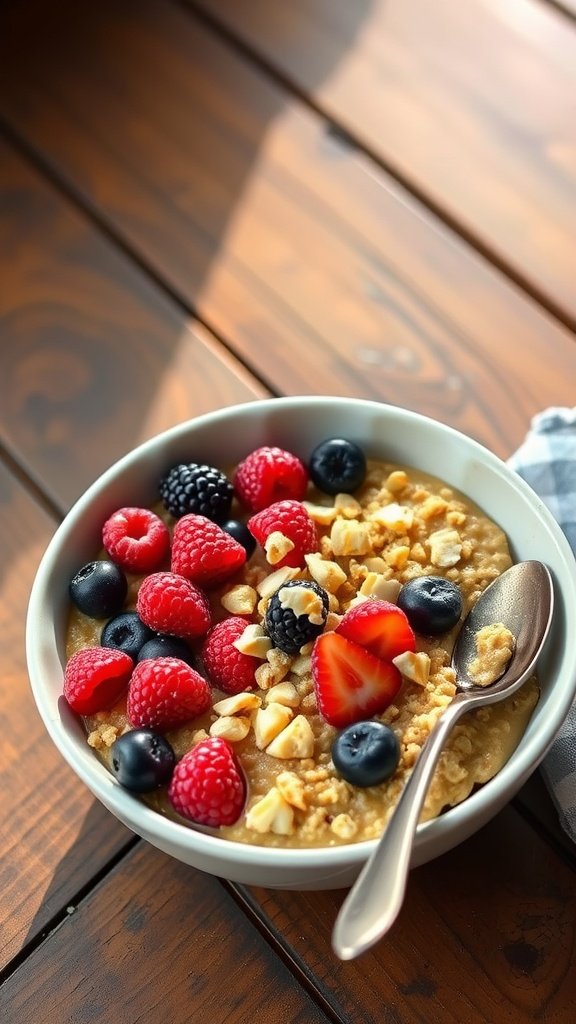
[64, 442, 539, 848]
[467, 623, 515, 687]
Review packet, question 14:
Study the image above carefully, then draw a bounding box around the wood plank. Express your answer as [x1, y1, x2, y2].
[0, 844, 331, 1024]
[195, 0, 576, 329]
[0, 139, 268, 511]
[0, 457, 132, 971]
[240, 807, 576, 1022]
[1, 0, 575, 460]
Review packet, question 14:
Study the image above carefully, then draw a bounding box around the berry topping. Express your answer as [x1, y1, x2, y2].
[332, 721, 400, 787]
[110, 728, 176, 792]
[102, 506, 170, 573]
[308, 438, 367, 495]
[101, 611, 155, 661]
[168, 737, 246, 827]
[336, 599, 416, 661]
[137, 634, 195, 665]
[64, 646, 133, 715]
[247, 499, 318, 569]
[159, 462, 233, 522]
[136, 572, 211, 639]
[220, 519, 257, 558]
[311, 631, 402, 728]
[171, 514, 246, 588]
[233, 445, 308, 512]
[265, 580, 329, 655]
[127, 656, 212, 731]
[69, 560, 128, 619]
[202, 616, 261, 694]
[397, 576, 463, 635]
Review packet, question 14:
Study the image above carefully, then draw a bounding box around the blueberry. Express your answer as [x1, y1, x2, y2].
[309, 438, 367, 495]
[69, 560, 128, 619]
[265, 580, 329, 654]
[110, 728, 176, 792]
[137, 635, 195, 666]
[220, 519, 256, 558]
[332, 721, 400, 787]
[397, 576, 463, 635]
[101, 612, 154, 660]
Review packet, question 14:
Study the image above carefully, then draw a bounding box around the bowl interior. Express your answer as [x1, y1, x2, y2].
[26, 397, 576, 886]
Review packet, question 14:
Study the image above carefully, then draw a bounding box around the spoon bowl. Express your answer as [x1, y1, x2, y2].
[332, 560, 554, 960]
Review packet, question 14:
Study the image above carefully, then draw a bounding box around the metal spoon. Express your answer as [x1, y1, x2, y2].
[332, 559, 554, 960]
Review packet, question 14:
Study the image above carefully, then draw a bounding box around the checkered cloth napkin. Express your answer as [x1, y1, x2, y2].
[508, 407, 576, 841]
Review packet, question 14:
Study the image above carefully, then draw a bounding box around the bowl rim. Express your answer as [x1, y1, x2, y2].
[26, 395, 576, 870]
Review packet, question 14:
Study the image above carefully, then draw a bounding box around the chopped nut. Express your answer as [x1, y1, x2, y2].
[359, 573, 402, 603]
[369, 503, 414, 533]
[325, 611, 343, 631]
[213, 692, 262, 716]
[265, 682, 300, 707]
[221, 584, 257, 616]
[87, 724, 120, 749]
[254, 663, 277, 689]
[330, 814, 358, 840]
[245, 788, 294, 835]
[256, 566, 300, 598]
[254, 703, 293, 749]
[363, 556, 389, 574]
[302, 501, 337, 526]
[209, 716, 251, 742]
[428, 528, 462, 568]
[384, 545, 410, 570]
[392, 650, 431, 687]
[266, 647, 293, 682]
[330, 519, 373, 556]
[266, 715, 315, 759]
[277, 584, 325, 624]
[233, 622, 273, 659]
[290, 653, 312, 676]
[276, 770, 307, 810]
[304, 552, 347, 593]
[192, 729, 209, 745]
[419, 495, 448, 520]
[264, 531, 295, 565]
[385, 470, 409, 493]
[334, 493, 362, 518]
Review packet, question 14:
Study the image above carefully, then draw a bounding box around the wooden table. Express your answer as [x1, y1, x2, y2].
[2, 1, 576, 1020]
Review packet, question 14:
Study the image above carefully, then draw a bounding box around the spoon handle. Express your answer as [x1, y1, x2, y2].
[332, 695, 469, 960]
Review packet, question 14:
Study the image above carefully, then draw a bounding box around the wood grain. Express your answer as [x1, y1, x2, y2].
[1, 0, 575, 460]
[195, 0, 576, 329]
[241, 807, 576, 1023]
[0, 843, 331, 1024]
[0, 139, 268, 511]
[0, 458, 132, 971]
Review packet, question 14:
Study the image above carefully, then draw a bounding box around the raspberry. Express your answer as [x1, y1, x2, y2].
[202, 616, 261, 694]
[233, 446, 308, 512]
[171, 514, 246, 588]
[247, 499, 318, 568]
[159, 463, 233, 521]
[127, 656, 212, 731]
[136, 571, 211, 639]
[102, 507, 170, 573]
[64, 646, 133, 715]
[168, 737, 245, 827]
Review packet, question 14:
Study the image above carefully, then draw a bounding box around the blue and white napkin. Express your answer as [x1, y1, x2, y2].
[508, 407, 576, 841]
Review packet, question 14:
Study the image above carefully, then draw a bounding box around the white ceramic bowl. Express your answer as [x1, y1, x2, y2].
[26, 397, 576, 889]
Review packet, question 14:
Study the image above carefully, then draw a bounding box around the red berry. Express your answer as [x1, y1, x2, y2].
[102, 507, 170, 573]
[202, 616, 261, 694]
[64, 646, 133, 715]
[171, 514, 246, 588]
[127, 656, 212, 730]
[336, 600, 416, 661]
[311, 632, 402, 728]
[234, 446, 308, 512]
[247, 499, 318, 568]
[137, 571, 211, 638]
[168, 737, 246, 827]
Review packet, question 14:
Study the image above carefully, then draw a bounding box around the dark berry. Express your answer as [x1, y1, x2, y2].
[69, 560, 128, 619]
[110, 728, 176, 792]
[309, 438, 367, 495]
[101, 612, 154, 660]
[159, 462, 233, 521]
[397, 576, 463, 635]
[332, 721, 399, 787]
[220, 519, 256, 558]
[265, 580, 329, 655]
[137, 634, 196, 666]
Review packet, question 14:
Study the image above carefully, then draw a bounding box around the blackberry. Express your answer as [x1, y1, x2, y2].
[159, 462, 233, 521]
[265, 580, 329, 655]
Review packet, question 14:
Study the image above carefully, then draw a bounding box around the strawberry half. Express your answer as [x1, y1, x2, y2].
[311, 631, 402, 728]
[336, 599, 416, 661]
